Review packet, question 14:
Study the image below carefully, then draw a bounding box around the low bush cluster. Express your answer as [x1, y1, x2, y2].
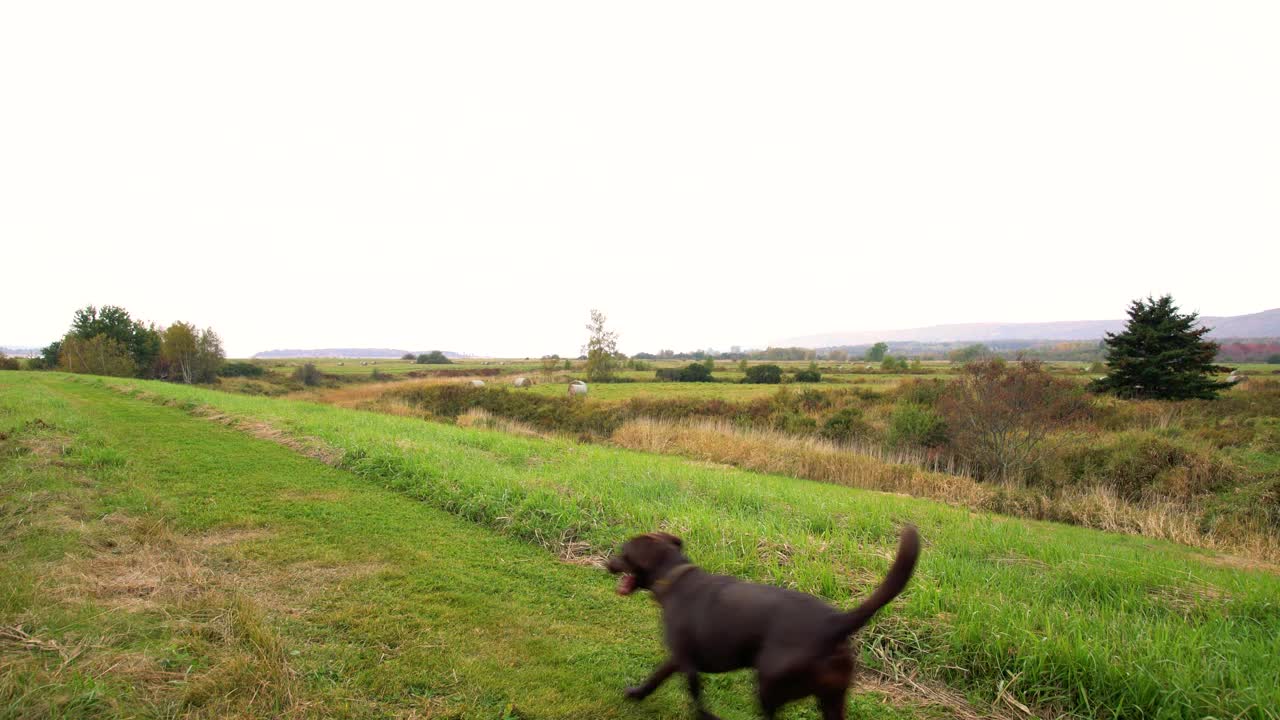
[292, 363, 325, 387]
[395, 384, 765, 438]
[219, 361, 266, 378]
[655, 363, 713, 382]
[742, 364, 782, 384]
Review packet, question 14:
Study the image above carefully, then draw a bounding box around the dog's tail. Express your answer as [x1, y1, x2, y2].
[830, 525, 920, 641]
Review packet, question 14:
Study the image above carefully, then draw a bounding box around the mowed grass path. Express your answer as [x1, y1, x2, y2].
[2, 374, 933, 719]
[6, 373, 1280, 719]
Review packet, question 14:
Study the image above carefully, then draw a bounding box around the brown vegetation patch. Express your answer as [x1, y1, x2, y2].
[195, 527, 276, 547]
[1195, 551, 1280, 574]
[857, 674, 1011, 720]
[275, 488, 351, 503]
[1148, 580, 1227, 618]
[6, 502, 303, 716]
[555, 541, 606, 568]
[613, 417, 993, 506]
[56, 515, 253, 612]
[231, 560, 390, 621]
[30, 505, 399, 716]
[189, 407, 343, 466]
[456, 408, 549, 438]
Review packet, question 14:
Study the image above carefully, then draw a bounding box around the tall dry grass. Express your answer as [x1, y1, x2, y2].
[305, 376, 501, 413]
[613, 417, 991, 507]
[456, 407, 550, 438]
[612, 417, 1280, 564]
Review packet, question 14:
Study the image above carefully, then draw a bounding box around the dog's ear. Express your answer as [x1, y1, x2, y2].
[627, 533, 682, 571]
[652, 532, 683, 549]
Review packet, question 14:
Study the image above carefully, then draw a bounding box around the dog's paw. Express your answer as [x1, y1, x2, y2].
[624, 686, 648, 701]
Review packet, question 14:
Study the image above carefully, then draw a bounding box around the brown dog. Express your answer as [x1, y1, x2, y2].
[606, 525, 920, 720]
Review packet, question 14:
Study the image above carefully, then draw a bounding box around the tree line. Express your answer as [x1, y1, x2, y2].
[31, 305, 225, 383]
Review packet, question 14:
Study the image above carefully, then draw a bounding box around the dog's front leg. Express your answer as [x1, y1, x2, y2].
[684, 670, 722, 720]
[625, 657, 677, 700]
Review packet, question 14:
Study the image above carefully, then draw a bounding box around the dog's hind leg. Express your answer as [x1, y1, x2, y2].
[625, 658, 677, 700]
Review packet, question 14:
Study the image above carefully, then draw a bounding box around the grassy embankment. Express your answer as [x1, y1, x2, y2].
[8, 372, 926, 719]
[9, 373, 1276, 719]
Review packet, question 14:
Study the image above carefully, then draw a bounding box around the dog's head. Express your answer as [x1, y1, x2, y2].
[606, 532, 685, 596]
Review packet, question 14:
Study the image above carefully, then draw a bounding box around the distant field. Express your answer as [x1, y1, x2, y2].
[523, 381, 789, 401]
[9, 372, 1276, 719]
[251, 358, 545, 377]
[254, 356, 1272, 411]
[240, 356, 1259, 390]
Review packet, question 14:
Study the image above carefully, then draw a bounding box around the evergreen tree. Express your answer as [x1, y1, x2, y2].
[1090, 295, 1231, 400]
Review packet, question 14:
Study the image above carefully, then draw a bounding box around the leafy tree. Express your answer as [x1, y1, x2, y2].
[1090, 295, 1232, 400]
[402, 352, 415, 361]
[161, 322, 199, 382]
[828, 349, 849, 362]
[39, 340, 62, 369]
[416, 351, 453, 364]
[743, 364, 783, 384]
[1268, 354, 1280, 365]
[58, 334, 137, 377]
[583, 309, 619, 382]
[161, 323, 224, 383]
[0, 353, 20, 371]
[194, 327, 225, 382]
[71, 305, 134, 342]
[880, 355, 909, 371]
[948, 344, 991, 363]
[70, 305, 161, 374]
[866, 342, 889, 362]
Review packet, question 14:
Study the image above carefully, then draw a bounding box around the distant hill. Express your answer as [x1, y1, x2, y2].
[252, 348, 470, 359]
[0, 347, 40, 358]
[782, 308, 1280, 348]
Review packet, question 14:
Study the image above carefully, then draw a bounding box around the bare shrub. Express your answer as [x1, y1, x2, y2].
[938, 359, 1085, 483]
[291, 362, 323, 387]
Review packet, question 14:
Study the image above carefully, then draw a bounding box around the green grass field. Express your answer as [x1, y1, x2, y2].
[4, 372, 1277, 719]
[3, 373, 798, 719]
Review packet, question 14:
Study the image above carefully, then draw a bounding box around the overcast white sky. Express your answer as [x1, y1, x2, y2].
[2, 2, 1277, 357]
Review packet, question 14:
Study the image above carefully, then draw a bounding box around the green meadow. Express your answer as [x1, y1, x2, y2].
[2, 371, 1278, 719]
